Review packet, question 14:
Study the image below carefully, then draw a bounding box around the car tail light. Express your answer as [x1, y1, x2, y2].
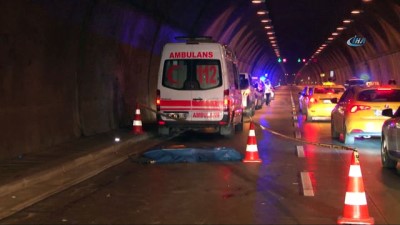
[348, 104, 371, 113]
[223, 89, 230, 111]
[377, 88, 392, 91]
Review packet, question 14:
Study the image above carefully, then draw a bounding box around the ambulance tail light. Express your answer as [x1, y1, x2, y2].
[223, 89, 230, 111]
[156, 89, 161, 111]
[348, 104, 371, 113]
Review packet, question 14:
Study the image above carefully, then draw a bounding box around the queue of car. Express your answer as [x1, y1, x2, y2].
[299, 80, 400, 169]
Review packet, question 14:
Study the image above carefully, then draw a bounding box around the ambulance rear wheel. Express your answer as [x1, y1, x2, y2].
[158, 126, 170, 136]
[220, 125, 234, 137]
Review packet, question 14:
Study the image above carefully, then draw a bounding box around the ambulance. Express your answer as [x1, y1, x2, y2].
[156, 36, 244, 137]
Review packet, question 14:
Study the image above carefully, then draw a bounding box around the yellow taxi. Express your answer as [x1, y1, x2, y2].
[331, 83, 400, 144]
[299, 83, 345, 122]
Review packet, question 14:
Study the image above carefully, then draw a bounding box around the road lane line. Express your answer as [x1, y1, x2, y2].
[295, 130, 301, 139]
[301, 171, 315, 196]
[296, 145, 304, 157]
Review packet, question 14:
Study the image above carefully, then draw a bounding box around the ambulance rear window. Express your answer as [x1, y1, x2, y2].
[162, 60, 222, 90]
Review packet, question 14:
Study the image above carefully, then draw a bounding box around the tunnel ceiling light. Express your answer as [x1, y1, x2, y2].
[257, 10, 268, 15]
[252, 0, 265, 3]
[343, 19, 353, 23]
[264, 26, 273, 29]
[362, 0, 373, 2]
[267, 32, 275, 35]
[351, 10, 362, 14]
[337, 27, 345, 30]
[332, 32, 339, 36]
[261, 19, 271, 23]
[328, 37, 334, 40]
[268, 36, 276, 40]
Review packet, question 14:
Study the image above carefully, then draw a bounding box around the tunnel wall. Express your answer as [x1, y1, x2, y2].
[0, 0, 277, 160]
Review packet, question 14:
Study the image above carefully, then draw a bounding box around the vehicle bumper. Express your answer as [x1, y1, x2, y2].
[346, 119, 386, 137]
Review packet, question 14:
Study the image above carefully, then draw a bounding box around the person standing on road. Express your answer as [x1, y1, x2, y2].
[264, 79, 272, 106]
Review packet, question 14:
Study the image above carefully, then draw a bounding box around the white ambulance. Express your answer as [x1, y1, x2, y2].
[156, 36, 244, 137]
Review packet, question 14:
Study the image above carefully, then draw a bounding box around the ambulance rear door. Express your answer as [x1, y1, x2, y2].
[159, 45, 224, 122]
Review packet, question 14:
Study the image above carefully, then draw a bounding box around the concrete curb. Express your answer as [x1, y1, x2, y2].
[0, 132, 158, 220]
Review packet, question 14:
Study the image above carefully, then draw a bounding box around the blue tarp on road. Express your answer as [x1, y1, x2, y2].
[139, 147, 243, 164]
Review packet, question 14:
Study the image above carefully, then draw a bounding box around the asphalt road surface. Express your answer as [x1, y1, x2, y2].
[2, 86, 400, 224]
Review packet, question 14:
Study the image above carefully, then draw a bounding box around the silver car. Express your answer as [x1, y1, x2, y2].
[381, 107, 400, 168]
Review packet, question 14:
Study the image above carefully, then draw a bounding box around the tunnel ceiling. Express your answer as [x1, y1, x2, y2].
[265, 0, 364, 74]
[132, 0, 381, 77]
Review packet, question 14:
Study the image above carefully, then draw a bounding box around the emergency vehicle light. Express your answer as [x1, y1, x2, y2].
[175, 36, 215, 43]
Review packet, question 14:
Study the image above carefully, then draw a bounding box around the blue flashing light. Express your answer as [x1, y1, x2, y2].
[360, 74, 370, 81]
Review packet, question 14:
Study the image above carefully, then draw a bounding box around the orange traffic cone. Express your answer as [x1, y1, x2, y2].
[337, 150, 374, 224]
[132, 103, 144, 135]
[243, 122, 262, 163]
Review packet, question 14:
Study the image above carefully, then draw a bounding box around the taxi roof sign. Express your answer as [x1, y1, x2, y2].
[366, 81, 380, 86]
[322, 81, 335, 86]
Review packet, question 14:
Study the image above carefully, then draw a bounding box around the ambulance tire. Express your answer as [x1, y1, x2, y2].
[158, 126, 170, 136]
[220, 125, 234, 137]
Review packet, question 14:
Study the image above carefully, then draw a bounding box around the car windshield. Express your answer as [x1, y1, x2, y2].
[357, 89, 400, 102]
[162, 59, 222, 90]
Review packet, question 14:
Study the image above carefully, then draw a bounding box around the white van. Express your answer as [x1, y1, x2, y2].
[156, 36, 244, 136]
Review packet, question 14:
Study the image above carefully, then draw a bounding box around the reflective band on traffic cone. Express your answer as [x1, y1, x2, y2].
[132, 103, 144, 135]
[243, 122, 262, 163]
[337, 150, 374, 225]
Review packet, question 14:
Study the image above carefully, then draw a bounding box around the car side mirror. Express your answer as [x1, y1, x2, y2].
[331, 98, 338, 103]
[382, 108, 394, 117]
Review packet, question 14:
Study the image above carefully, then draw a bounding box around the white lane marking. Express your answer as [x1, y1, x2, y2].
[301, 172, 315, 196]
[293, 115, 297, 120]
[296, 146, 304, 157]
[293, 122, 298, 128]
[295, 130, 301, 139]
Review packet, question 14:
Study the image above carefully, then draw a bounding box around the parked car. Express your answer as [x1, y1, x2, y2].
[239, 73, 256, 116]
[381, 106, 400, 168]
[331, 83, 400, 144]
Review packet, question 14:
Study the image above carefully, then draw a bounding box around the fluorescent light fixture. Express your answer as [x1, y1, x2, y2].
[351, 10, 362, 14]
[257, 10, 268, 15]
